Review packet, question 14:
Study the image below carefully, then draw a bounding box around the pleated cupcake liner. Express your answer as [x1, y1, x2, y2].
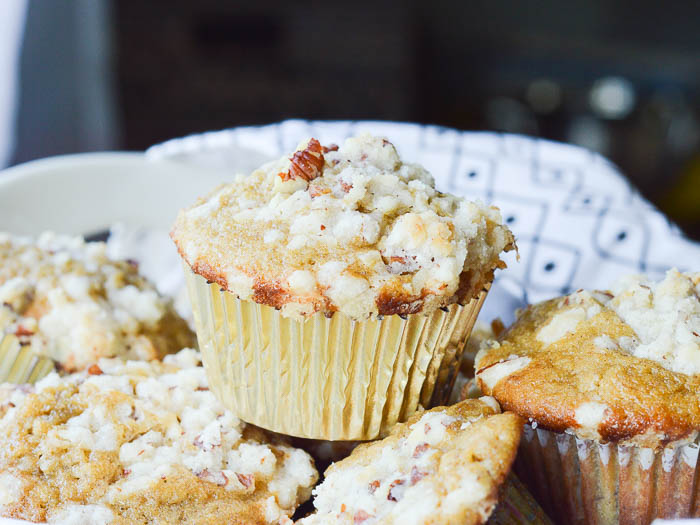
[184, 265, 488, 440]
[515, 424, 700, 524]
[0, 333, 55, 384]
[489, 474, 554, 525]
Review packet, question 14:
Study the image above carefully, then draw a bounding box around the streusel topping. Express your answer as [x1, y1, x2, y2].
[172, 134, 514, 320]
[0, 349, 318, 524]
[297, 398, 521, 525]
[475, 269, 700, 448]
[0, 232, 194, 372]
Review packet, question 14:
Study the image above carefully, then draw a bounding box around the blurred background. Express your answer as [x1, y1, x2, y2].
[2, 0, 699, 238]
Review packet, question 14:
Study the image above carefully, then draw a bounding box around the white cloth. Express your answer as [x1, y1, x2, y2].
[0, 0, 27, 167]
[147, 120, 700, 325]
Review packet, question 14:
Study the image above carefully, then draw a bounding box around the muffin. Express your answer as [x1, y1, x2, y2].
[171, 133, 514, 440]
[475, 269, 700, 523]
[0, 232, 195, 380]
[0, 349, 318, 524]
[295, 398, 549, 524]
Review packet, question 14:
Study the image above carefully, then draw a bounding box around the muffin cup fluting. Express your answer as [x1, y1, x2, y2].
[184, 264, 488, 440]
[515, 425, 700, 524]
[0, 334, 55, 384]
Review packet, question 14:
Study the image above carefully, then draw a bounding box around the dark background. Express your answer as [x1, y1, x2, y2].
[11, 0, 700, 238]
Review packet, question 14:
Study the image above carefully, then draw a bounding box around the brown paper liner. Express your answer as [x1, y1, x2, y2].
[0, 334, 55, 384]
[489, 474, 554, 525]
[515, 424, 700, 524]
[184, 265, 487, 440]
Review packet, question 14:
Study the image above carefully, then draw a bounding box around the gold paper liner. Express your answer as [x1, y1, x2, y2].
[515, 424, 700, 524]
[0, 334, 55, 384]
[489, 474, 553, 525]
[184, 265, 488, 440]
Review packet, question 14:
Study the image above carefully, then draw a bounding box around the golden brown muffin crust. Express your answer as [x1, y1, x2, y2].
[298, 399, 522, 525]
[0, 351, 318, 524]
[475, 291, 700, 449]
[172, 134, 514, 321]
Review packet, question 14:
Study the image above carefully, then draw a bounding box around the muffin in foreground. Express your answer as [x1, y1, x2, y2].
[296, 398, 546, 524]
[475, 269, 700, 524]
[0, 232, 195, 380]
[0, 349, 318, 524]
[172, 133, 514, 439]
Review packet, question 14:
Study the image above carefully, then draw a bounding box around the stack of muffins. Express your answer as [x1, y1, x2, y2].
[0, 132, 695, 524]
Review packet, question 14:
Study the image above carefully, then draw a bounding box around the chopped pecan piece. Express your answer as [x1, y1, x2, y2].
[339, 179, 353, 193]
[368, 480, 380, 493]
[14, 325, 33, 337]
[387, 479, 405, 501]
[354, 510, 372, 523]
[279, 138, 325, 183]
[410, 466, 428, 485]
[323, 143, 339, 153]
[412, 442, 429, 458]
[197, 469, 228, 486]
[236, 472, 254, 489]
[87, 364, 103, 375]
[309, 183, 331, 198]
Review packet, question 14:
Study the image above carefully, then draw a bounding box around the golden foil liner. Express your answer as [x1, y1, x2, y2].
[489, 474, 553, 525]
[184, 265, 488, 440]
[515, 424, 700, 524]
[0, 334, 55, 384]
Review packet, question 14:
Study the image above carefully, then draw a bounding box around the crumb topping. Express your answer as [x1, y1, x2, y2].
[0, 232, 194, 372]
[0, 349, 317, 524]
[172, 134, 514, 320]
[606, 270, 700, 375]
[297, 398, 521, 525]
[475, 269, 700, 448]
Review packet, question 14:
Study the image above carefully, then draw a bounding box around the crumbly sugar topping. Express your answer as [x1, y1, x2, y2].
[0, 349, 317, 524]
[475, 269, 700, 447]
[297, 398, 521, 525]
[531, 270, 700, 375]
[0, 232, 194, 371]
[172, 134, 514, 320]
[605, 269, 700, 375]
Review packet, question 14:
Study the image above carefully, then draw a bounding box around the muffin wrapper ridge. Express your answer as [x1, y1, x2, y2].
[515, 425, 700, 524]
[0, 334, 55, 384]
[489, 474, 553, 525]
[184, 264, 487, 440]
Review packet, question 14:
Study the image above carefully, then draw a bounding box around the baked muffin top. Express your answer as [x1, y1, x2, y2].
[0, 349, 318, 524]
[475, 269, 700, 449]
[0, 232, 195, 372]
[172, 134, 514, 320]
[297, 398, 521, 525]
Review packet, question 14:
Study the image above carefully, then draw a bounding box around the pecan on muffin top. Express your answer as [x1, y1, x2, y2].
[172, 134, 514, 321]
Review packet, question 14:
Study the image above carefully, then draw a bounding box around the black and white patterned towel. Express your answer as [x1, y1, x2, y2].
[147, 120, 700, 323]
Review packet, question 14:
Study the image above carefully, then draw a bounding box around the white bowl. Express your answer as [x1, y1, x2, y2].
[0, 152, 234, 237]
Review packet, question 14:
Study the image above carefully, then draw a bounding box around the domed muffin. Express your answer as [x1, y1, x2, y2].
[0, 349, 318, 524]
[0, 232, 194, 381]
[171, 134, 514, 440]
[475, 269, 700, 524]
[296, 398, 548, 525]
